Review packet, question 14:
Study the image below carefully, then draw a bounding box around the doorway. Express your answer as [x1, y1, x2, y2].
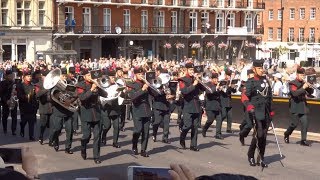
[80, 49, 91, 60]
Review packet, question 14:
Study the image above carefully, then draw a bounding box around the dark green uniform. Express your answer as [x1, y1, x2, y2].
[242, 75, 272, 166]
[151, 86, 171, 143]
[17, 81, 38, 140]
[77, 81, 107, 162]
[128, 79, 152, 155]
[284, 79, 313, 145]
[67, 76, 79, 134]
[49, 89, 75, 152]
[220, 85, 236, 132]
[239, 83, 253, 145]
[35, 79, 53, 144]
[101, 89, 121, 147]
[179, 75, 202, 151]
[202, 81, 222, 138]
[0, 79, 18, 135]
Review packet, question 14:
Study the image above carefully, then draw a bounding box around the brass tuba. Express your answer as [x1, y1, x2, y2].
[43, 69, 79, 112]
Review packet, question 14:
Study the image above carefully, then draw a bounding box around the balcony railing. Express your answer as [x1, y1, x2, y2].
[62, 0, 265, 9]
[287, 37, 294, 42]
[54, 25, 263, 35]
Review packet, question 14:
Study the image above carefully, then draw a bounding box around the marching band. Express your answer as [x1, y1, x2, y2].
[0, 59, 315, 166]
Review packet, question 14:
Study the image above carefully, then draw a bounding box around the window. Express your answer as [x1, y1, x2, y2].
[217, 0, 224, 7]
[215, 12, 224, 33]
[269, 10, 273, 20]
[141, 10, 148, 33]
[24, 1, 30, 26]
[39, 1, 45, 26]
[309, 28, 315, 42]
[82, 7, 91, 33]
[157, 11, 165, 33]
[228, 0, 235, 7]
[289, 8, 295, 19]
[278, 9, 282, 20]
[288, 28, 294, 41]
[227, 13, 235, 27]
[189, 12, 197, 33]
[288, 49, 296, 60]
[202, 0, 209, 6]
[103, 8, 111, 33]
[190, 0, 198, 6]
[157, 0, 164, 5]
[65, 6, 74, 32]
[1, 0, 8, 25]
[299, 28, 304, 42]
[171, 11, 177, 33]
[123, 9, 130, 32]
[310, 8, 316, 19]
[172, 0, 177, 6]
[300, 8, 305, 19]
[141, 0, 147, 3]
[247, 0, 253, 8]
[245, 13, 253, 33]
[277, 28, 282, 40]
[257, 14, 261, 25]
[201, 12, 209, 33]
[17, 1, 23, 25]
[268, 28, 273, 40]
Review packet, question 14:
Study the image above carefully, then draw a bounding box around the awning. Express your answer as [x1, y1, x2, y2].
[36, 50, 77, 55]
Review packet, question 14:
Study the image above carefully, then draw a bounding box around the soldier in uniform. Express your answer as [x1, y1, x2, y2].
[67, 67, 80, 135]
[17, 69, 38, 141]
[179, 62, 202, 151]
[77, 68, 108, 164]
[284, 67, 313, 146]
[218, 69, 237, 138]
[239, 69, 255, 145]
[241, 60, 273, 167]
[35, 68, 52, 145]
[201, 73, 222, 138]
[101, 69, 121, 148]
[49, 68, 75, 154]
[0, 70, 18, 135]
[152, 69, 174, 144]
[127, 67, 152, 157]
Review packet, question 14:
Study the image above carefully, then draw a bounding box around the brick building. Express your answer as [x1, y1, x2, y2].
[0, 0, 54, 62]
[53, 0, 264, 63]
[258, 0, 320, 65]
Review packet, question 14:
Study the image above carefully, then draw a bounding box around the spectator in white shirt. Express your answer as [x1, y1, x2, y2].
[272, 73, 283, 97]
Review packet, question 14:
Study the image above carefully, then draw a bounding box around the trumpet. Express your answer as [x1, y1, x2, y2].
[195, 74, 213, 93]
[141, 77, 162, 95]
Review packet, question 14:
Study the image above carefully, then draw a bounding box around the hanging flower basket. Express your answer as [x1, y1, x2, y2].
[163, 43, 172, 49]
[218, 42, 228, 49]
[175, 43, 185, 49]
[206, 41, 214, 48]
[191, 42, 201, 49]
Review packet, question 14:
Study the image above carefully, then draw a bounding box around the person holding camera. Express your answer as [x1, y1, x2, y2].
[284, 67, 313, 146]
[241, 60, 273, 167]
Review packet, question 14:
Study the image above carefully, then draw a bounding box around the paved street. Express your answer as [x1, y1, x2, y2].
[1, 116, 320, 180]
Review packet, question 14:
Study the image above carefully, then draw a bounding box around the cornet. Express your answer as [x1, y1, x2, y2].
[141, 77, 162, 95]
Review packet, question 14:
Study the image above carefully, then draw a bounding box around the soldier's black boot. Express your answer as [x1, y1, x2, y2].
[202, 122, 210, 137]
[141, 150, 149, 157]
[214, 134, 224, 140]
[101, 130, 107, 146]
[300, 140, 310, 146]
[80, 140, 87, 160]
[152, 126, 157, 142]
[239, 134, 245, 146]
[190, 146, 200, 151]
[180, 131, 187, 149]
[94, 158, 101, 164]
[65, 148, 73, 154]
[248, 157, 256, 166]
[284, 132, 290, 144]
[38, 137, 43, 145]
[257, 158, 268, 168]
[112, 142, 121, 148]
[132, 134, 139, 155]
[132, 144, 138, 155]
[20, 129, 24, 137]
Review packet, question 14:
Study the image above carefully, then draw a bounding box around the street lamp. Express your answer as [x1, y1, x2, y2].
[129, 41, 134, 46]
